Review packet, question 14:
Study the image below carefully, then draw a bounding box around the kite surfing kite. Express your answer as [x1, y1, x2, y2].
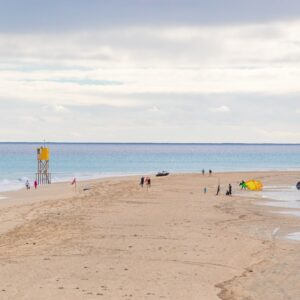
[240, 180, 263, 191]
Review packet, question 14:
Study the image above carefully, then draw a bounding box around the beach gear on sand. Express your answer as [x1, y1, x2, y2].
[245, 180, 263, 191]
[297, 182, 300, 190]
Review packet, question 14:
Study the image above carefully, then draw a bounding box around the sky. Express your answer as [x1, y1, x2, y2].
[0, 0, 300, 143]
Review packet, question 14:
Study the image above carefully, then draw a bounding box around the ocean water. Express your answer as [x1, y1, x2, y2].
[0, 143, 299, 192]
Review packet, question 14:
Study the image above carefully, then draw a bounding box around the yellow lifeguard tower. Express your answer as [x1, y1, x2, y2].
[36, 147, 51, 184]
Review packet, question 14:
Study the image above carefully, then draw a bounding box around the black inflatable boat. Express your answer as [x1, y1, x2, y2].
[156, 171, 170, 177]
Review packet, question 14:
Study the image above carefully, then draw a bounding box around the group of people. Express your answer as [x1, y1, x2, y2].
[202, 169, 213, 176]
[140, 176, 151, 188]
[204, 183, 232, 196]
[25, 180, 38, 190]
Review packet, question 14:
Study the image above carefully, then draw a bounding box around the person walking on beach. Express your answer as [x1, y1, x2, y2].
[216, 184, 220, 196]
[140, 176, 145, 188]
[209, 169, 212, 176]
[204, 187, 207, 194]
[146, 177, 151, 189]
[34, 180, 38, 189]
[202, 169, 205, 176]
[71, 177, 77, 190]
[25, 180, 30, 190]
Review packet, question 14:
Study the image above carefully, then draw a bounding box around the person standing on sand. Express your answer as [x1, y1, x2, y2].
[228, 184, 232, 196]
[209, 170, 212, 176]
[25, 180, 30, 190]
[71, 177, 77, 190]
[34, 180, 38, 189]
[202, 169, 205, 176]
[216, 185, 220, 195]
[146, 177, 151, 189]
[204, 187, 207, 194]
[140, 176, 145, 188]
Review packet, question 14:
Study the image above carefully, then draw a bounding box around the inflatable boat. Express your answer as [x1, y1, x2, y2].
[156, 171, 170, 177]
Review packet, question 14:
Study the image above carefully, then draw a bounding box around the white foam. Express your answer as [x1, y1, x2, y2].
[255, 185, 300, 210]
[286, 232, 300, 241]
[259, 201, 300, 209]
[262, 186, 299, 201]
[0, 179, 26, 192]
[276, 210, 300, 217]
[0, 172, 142, 193]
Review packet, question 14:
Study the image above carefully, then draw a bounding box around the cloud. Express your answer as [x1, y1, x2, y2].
[25, 78, 124, 86]
[149, 106, 160, 113]
[20, 116, 42, 123]
[53, 104, 68, 113]
[1, 20, 300, 142]
[258, 129, 300, 140]
[210, 105, 230, 113]
[1, 21, 300, 103]
[0, 93, 299, 142]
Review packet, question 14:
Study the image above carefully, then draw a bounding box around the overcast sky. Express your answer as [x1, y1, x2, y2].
[0, 0, 300, 143]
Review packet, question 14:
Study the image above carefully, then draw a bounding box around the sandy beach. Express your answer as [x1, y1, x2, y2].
[0, 171, 299, 299]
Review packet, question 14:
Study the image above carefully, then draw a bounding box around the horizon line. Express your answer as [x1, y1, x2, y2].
[0, 142, 299, 145]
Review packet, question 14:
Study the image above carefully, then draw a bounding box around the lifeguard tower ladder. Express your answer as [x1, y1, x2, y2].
[36, 147, 51, 184]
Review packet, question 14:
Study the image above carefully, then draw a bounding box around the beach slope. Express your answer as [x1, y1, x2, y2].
[0, 172, 299, 299]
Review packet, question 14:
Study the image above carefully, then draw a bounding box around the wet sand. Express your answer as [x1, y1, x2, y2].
[0, 171, 299, 299]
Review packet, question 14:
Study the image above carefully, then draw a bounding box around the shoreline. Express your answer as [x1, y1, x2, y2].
[1, 171, 300, 241]
[2, 171, 300, 239]
[0, 171, 299, 299]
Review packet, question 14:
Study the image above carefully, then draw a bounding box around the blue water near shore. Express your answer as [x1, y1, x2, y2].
[0, 143, 299, 192]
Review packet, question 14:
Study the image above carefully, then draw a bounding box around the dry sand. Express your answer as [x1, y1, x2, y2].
[0, 171, 299, 299]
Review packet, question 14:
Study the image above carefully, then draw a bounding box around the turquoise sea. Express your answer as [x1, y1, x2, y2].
[0, 143, 299, 192]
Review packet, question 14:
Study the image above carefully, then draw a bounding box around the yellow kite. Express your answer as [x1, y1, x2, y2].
[245, 180, 263, 191]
